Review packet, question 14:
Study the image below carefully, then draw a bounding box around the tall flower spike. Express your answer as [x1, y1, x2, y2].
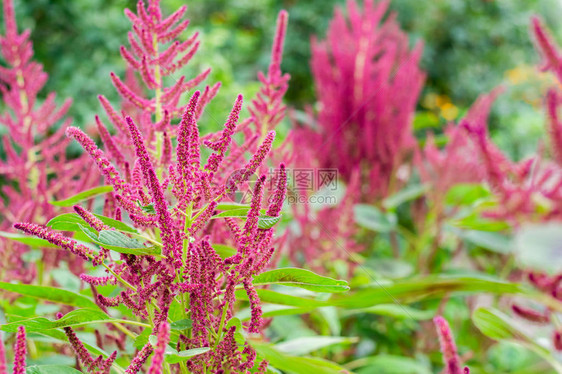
[0, 0, 94, 283]
[13, 326, 26, 374]
[204, 94, 243, 173]
[249, 10, 290, 138]
[297, 0, 425, 200]
[147, 322, 170, 374]
[434, 316, 469, 374]
[14, 223, 94, 260]
[532, 16, 562, 83]
[125, 342, 153, 374]
[66, 126, 128, 195]
[126, 116, 177, 260]
[0, 332, 6, 374]
[266, 163, 287, 217]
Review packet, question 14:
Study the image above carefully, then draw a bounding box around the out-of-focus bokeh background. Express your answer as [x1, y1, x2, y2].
[2, 0, 562, 158]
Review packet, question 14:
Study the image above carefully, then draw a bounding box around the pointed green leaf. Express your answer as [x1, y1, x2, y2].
[354, 204, 396, 233]
[78, 226, 160, 256]
[26, 365, 83, 374]
[0, 282, 97, 308]
[170, 319, 193, 331]
[275, 336, 357, 356]
[252, 342, 348, 374]
[253, 268, 349, 293]
[49, 186, 114, 207]
[2, 309, 110, 332]
[0, 231, 58, 248]
[165, 347, 211, 364]
[382, 184, 427, 210]
[473, 307, 562, 373]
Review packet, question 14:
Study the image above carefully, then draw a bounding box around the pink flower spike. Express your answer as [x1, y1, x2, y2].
[74, 205, 110, 232]
[266, 163, 287, 217]
[110, 72, 151, 110]
[532, 16, 562, 82]
[147, 322, 170, 374]
[0, 332, 6, 374]
[434, 316, 464, 374]
[269, 10, 288, 79]
[125, 342, 153, 374]
[14, 223, 94, 260]
[13, 326, 26, 374]
[243, 280, 263, 333]
[229, 131, 275, 190]
[66, 126, 128, 195]
[126, 116, 177, 260]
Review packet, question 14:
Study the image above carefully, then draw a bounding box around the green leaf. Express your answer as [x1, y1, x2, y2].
[235, 289, 326, 308]
[445, 183, 491, 206]
[165, 347, 210, 364]
[0, 282, 97, 309]
[253, 268, 349, 293]
[367, 258, 413, 279]
[413, 111, 440, 131]
[212, 244, 237, 259]
[258, 215, 282, 229]
[95, 214, 137, 233]
[32, 330, 112, 360]
[472, 307, 562, 373]
[212, 209, 281, 229]
[49, 186, 114, 207]
[275, 336, 357, 356]
[347, 355, 432, 374]
[170, 319, 192, 331]
[2, 309, 110, 332]
[472, 307, 526, 341]
[253, 342, 349, 374]
[0, 231, 58, 248]
[456, 229, 512, 254]
[46, 213, 86, 232]
[330, 275, 525, 309]
[514, 223, 562, 275]
[236, 305, 316, 321]
[216, 202, 250, 211]
[451, 214, 510, 232]
[354, 204, 396, 233]
[382, 184, 427, 210]
[346, 304, 435, 320]
[79, 226, 160, 256]
[27, 365, 83, 374]
[48, 212, 137, 234]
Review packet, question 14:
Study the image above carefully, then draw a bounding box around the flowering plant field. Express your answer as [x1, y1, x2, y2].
[1, 0, 562, 373]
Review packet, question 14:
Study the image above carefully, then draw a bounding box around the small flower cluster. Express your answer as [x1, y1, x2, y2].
[0, 326, 27, 373]
[0, 0, 96, 282]
[13, 1, 289, 372]
[434, 316, 470, 374]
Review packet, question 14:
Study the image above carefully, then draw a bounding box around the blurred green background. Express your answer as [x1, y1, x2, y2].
[2, 0, 562, 159]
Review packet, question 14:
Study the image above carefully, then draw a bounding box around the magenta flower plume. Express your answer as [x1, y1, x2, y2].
[0, 332, 6, 374]
[66, 126, 128, 195]
[0, 0, 95, 282]
[125, 343, 153, 374]
[148, 322, 170, 374]
[126, 116, 178, 261]
[14, 223, 94, 260]
[532, 16, 562, 83]
[9, 3, 289, 372]
[294, 0, 425, 200]
[248, 10, 290, 138]
[434, 316, 469, 374]
[13, 326, 26, 374]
